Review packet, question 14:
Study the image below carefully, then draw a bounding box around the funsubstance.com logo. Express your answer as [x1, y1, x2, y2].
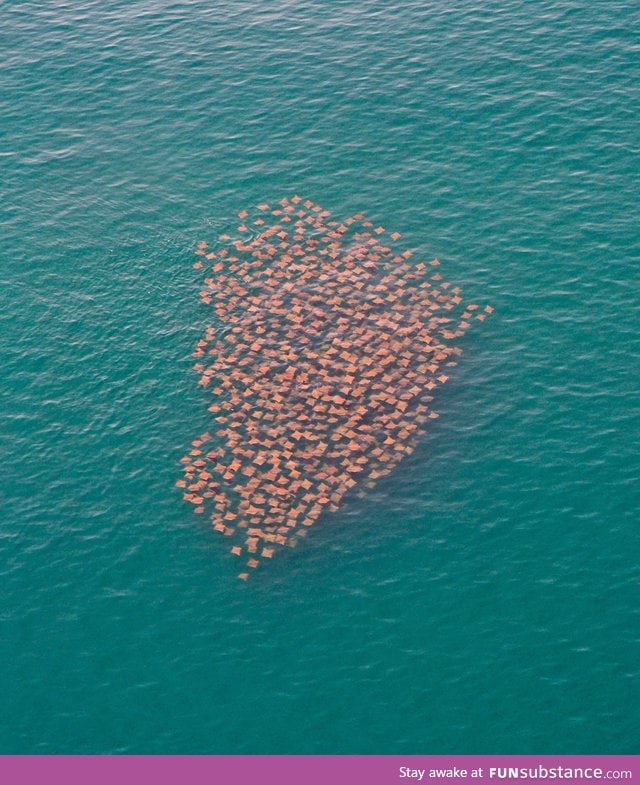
[488, 768, 631, 780]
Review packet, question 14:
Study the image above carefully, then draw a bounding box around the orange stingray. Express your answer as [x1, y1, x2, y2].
[179, 198, 492, 578]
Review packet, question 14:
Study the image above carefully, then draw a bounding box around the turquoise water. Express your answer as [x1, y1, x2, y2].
[1, 0, 638, 754]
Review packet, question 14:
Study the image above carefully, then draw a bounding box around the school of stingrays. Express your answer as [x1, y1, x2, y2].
[177, 197, 492, 579]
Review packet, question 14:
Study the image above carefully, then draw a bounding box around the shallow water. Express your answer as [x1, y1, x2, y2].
[1, 0, 638, 753]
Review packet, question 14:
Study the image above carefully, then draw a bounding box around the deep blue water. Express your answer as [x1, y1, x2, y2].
[1, 0, 638, 754]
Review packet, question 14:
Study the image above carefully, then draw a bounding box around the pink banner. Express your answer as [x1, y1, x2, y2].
[2, 755, 638, 785]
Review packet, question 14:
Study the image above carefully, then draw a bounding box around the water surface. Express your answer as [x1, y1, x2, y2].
[1, 0, 638, 754]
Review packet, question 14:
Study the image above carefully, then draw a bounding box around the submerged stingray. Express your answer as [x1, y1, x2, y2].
[180, 197, 491, 578]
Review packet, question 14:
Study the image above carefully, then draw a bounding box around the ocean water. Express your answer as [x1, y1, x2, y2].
[1, 0, 638, 754]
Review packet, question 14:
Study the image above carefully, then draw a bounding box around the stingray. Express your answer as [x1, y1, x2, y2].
[180, 198, 491, 578]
